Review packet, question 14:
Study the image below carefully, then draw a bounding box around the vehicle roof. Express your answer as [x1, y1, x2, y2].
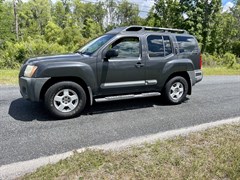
[106, 25, 192, 36]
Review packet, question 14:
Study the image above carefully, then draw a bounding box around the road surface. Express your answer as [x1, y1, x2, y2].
[0, 76, 239, 166]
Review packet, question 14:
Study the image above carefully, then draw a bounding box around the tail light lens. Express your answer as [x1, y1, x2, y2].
[200, 54, 202, 69]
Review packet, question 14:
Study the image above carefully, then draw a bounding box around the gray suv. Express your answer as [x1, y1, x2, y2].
[19, 26, 203, 119]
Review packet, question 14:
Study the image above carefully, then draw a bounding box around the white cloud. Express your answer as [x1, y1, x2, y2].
[223, 2, 234, 12]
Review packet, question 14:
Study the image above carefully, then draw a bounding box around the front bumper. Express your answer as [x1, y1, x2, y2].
[19, 77, 50, 102]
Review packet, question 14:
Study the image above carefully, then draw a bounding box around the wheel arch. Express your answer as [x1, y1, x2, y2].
[40, 77, 91, 105]
[164, 71, 192, 95]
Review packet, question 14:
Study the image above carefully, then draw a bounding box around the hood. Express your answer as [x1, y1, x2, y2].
[25, 53, 85, 64]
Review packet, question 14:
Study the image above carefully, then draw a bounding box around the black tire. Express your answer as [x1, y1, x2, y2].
[44, 81, 86, 119]
[163, 76, 188, 104]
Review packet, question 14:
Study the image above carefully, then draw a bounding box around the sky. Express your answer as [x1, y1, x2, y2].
[222, 0, 234, 12]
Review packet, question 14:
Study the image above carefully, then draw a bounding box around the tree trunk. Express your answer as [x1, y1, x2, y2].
[13, 0, 19, 41]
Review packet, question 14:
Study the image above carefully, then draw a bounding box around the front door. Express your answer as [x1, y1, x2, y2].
[97, 36, 146, 95]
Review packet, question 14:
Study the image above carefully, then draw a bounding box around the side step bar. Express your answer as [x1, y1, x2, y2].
[95, 92, 161, 103]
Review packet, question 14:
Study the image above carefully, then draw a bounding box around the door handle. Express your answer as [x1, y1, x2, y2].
[135, 62, 144, 68]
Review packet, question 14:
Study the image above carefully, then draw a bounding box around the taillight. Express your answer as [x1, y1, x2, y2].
[199, 54, 202, 69]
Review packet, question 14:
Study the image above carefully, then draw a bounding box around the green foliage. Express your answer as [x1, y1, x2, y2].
[117, 0, 140, 26]
[0, 0, 239, 69]
[222, 52, 237, 68]
[18, 0, 51, 37]
[202, 53, 219, 67]
[0, 1, 15, 42]
[231, 41, 240, 57]
[202, 52, 239, 69]
[149, 0, 239, 56]
[45, 21, 63, 43]
[146, 0, 182, 28]
[0, 38, 67, 69]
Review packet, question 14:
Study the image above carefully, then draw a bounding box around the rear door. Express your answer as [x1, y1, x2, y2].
[144, 34, 176, 89]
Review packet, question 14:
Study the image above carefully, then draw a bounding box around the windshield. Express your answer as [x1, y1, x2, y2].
[77, 34, 115, 56]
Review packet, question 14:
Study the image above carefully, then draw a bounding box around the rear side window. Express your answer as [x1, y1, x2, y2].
[176, 36, 198, 53]
[147, 35, 172, 57]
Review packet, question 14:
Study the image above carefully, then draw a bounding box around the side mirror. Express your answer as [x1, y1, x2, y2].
[105, 49, 119, 60]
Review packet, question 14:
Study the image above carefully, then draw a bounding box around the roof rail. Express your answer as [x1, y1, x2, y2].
[123, 26, 188, 34]
[144, 26, 188, 34]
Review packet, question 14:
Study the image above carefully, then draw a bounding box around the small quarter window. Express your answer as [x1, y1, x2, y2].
[176, 36, 198, 53]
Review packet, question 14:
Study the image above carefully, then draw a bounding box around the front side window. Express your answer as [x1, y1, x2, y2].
[109, 37, 140, 59]
[176, 36, 198, 53]
[147, 35, 172, 57]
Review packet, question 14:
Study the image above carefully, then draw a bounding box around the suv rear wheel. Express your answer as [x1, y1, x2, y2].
[163, 76, 188, 104]
[44, 81, 86, 119]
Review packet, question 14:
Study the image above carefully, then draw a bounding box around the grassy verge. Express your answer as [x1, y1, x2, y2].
[22, 123, 240, 179]
[202, 66, 240, 75]
[0, 69, 19, 85]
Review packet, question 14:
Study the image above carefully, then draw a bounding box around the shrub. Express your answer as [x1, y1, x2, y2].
[202, 53, 218, 67]
[0, 37, 68, 69]
[231, 41, 240, 57]
[202, 52, 238, 69]
[222, 52, 237, 68]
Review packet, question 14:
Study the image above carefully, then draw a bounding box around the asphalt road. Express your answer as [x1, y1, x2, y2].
[0, 76, 240, 166]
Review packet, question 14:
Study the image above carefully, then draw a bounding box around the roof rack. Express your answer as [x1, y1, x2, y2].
[123, 26, 188, 34]
[144, 26, 188, 34]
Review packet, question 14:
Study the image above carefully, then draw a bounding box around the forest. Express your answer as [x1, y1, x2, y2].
[0, 0, 239, 69]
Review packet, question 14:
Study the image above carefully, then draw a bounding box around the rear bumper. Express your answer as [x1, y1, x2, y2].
[188, 69, 203, 86]
[19, 77, 50, 102]
[194, 69, 203, 83]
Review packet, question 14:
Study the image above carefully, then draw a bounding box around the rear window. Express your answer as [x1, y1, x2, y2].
[176, 36, 198, 53]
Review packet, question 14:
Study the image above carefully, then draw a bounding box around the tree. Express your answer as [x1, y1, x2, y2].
[18, 0, 51, 38]
[82, 18, 103, 39]
[230, 2, 240, 56]
[105, 0, 118, 28]
[149, 0, 183, 28]
[116, 0, 140, 26]
[45, 21, 63, 43]
[0, 0, 15, 43]
[52, 0, 70, 29]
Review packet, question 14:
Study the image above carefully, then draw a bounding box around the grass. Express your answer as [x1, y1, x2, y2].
[22, 123, 240, 180]
[0, 69, 19, 85]
[0, 67, 239, 85]
[202, 66, 240, 75]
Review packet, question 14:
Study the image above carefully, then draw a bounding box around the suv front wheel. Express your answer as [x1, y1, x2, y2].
[44, 81, 86, 119]
[163, 76, 188, 104]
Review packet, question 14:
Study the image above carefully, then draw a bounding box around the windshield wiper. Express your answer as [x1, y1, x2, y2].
[76, 51, 91, 57]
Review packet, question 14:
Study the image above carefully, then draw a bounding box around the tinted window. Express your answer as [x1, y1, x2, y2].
[147, 35, 164, 57]
[176, 36, 198, 53]
[78, 34, 114, 56]
[147, 35, 172, 57]
[110, 37, 140, 59]
[163, 36, 172, 56]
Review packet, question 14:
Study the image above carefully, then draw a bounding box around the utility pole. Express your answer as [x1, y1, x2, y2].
[13, 0, 19, 41]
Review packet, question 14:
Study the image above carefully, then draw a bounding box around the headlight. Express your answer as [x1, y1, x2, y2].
[24, 65, 38, 77]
